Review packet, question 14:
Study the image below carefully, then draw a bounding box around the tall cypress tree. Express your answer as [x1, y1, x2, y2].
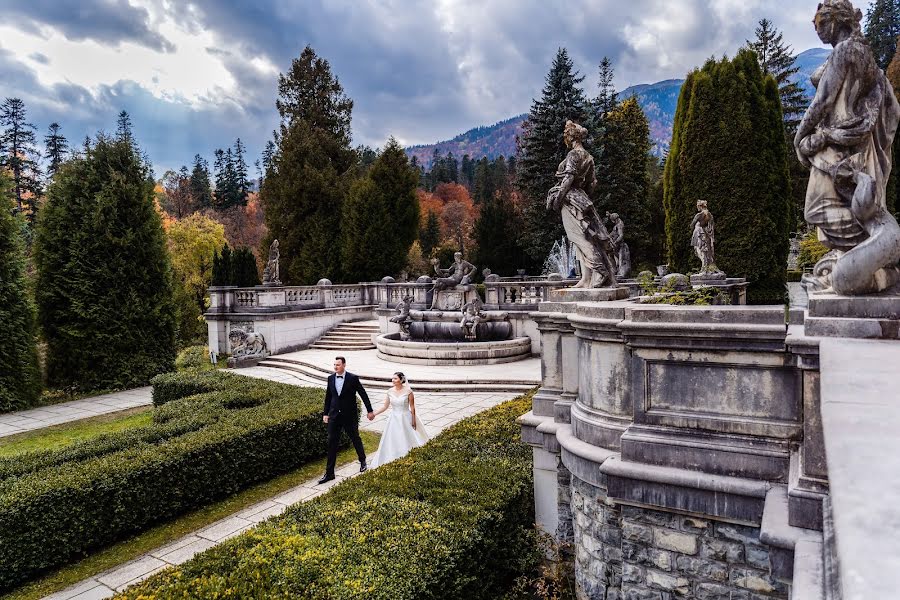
[35, 135, 177, 390]
[0, 98, 43, 222]
[664, 50, 791, 303]
[595, 96, 654, 269]
[341, 138, 419, 281]
[44, 122, 69, 178]
[865, 0, 900, 69]
[0, 175, 41, 412]
[517, 48, 592, 268]
[263, 45, 355, 284]
[189, 154, 213, 208]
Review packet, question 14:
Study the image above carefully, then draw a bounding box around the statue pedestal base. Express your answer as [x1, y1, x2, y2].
[804, 291, 900, 339]
[549, 286, 629, 303]
[433, 284, 479, 311]
[691, 276, 749, 305]
[227, 355, 268, 369]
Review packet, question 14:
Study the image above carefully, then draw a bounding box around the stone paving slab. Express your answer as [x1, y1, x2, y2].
[0, 387, 152, 439]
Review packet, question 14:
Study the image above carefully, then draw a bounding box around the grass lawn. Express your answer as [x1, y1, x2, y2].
[0, 407, 154, 457]
[1, 430, 380, 600]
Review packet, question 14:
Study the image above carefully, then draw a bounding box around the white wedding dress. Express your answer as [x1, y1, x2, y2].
[370, 388, 429, 468]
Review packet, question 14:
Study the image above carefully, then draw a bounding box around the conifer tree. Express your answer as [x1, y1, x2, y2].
[0, 175, 41, 412]
[116, 110, 134, 146]
[747, 18, 807, 131]
[44, 122, 68, 177]
[34, 134, 176, 390]
[419, 211, 441, 257]
[865, 0, 900, 69]
[233, 138, 250, 202]
[474, 158, 524, 274]
[263, 46, 355, 283]
[517, 48, 592, 268]
[595, 97, 654, 269]
[189, 154, 213, 208]
[0, 98, 43, 222]
[341, 138, 419, 281]
[664, 50, 791, 303]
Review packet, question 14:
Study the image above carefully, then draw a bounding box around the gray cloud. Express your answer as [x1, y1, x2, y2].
[0, 0, 828, 173]
[5, 0, 174, 52]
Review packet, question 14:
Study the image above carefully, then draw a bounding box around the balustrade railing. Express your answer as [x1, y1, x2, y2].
[210, 278, 571, 315]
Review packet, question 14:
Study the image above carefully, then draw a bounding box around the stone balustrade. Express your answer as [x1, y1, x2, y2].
[483, 280, 572, 308]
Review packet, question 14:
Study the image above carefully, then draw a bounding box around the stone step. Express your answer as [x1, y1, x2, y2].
[257, 362, 534, 393]
[317, 332, 375, 340]
[309, 344, 377, 351]
[333, 323, 379, 330]
[262, 356, 538, 388]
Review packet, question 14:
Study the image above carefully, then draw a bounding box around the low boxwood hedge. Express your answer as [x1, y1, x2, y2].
[0, 372, 331, 593]
[115, 393, 535, 600]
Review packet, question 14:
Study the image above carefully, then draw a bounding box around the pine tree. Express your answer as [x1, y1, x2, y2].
[35, 134, 176, 390]
[233, 138, 250, 203]
[747, 18, 807, 131]
[276, 45, 353, 144]
[341, 138, 419, 281]
[263, 46, 355, 284]
[664, 50, 792, 303]
[419, 211, 441, 257]
[116, 110, 134, 146]
[189, 154, 213, 208]
[0, 98, 43, 222]
[0, 175, 41, 412]
[474, 158, 524, 274]
[517, 48, 592, 268]
[213, 148, 229, 208]
[865, 0, 900, 69]
[44, 122, 68, 177]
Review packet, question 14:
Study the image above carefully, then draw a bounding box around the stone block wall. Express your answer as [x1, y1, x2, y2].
[572, 478, 788, 600]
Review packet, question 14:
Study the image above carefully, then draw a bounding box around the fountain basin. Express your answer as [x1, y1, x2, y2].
[375, 333, 532, 365]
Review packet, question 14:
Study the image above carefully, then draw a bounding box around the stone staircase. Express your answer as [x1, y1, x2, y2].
[309, 321, 379, 350]
[254, 356, 537, 394]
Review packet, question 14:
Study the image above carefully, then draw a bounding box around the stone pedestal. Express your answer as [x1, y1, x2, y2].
[433, 284, 479, 311]
[804, 291, 900, 339]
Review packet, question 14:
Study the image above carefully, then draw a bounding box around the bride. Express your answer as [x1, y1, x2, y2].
[369, 372, 429, 468]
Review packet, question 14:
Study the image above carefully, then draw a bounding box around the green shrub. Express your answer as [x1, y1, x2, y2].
[175, 345, 213, 372]
[117, 394, 535, 600]
[797, 230, 829, 270]
[0, 372, 330, 593]
[786, 269, 803, 282]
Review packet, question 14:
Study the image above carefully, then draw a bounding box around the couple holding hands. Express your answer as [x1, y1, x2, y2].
[317, 356, 429, 484]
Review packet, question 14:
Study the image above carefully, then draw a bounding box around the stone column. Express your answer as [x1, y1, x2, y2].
[206, 286, 236, 355]
[531, 305, 575, 418]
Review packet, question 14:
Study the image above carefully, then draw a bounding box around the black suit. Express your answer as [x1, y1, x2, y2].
[323, 372, 372, 477]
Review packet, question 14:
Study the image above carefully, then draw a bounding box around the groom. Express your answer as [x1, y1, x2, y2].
[318, 356, 374, 484]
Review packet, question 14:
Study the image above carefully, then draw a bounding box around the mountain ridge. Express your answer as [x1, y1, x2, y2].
[405, 48, 829, 166]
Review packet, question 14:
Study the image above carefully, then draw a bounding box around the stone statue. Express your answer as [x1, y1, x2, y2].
[229, 328, 268, 358]
[389, 296, 414, 340]
[795, 0, 900, 295]
[690, 200, 724, 278]
[482, 267, 500, 282]
[606, 212, 632, 278]
[460, 297, 486, 340]
[546, 120, 618, 288]
[430, 252, 477, 309]
[262, 239, 281, 286]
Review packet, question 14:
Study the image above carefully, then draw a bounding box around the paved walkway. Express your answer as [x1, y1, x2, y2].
[42, 366, 526, 599]
[0, 388, 153, 439]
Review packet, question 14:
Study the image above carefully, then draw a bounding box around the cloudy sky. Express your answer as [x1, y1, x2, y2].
[0, 0, 828, 175]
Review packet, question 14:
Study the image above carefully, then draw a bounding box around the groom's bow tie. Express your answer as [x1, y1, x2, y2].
[336, 375, 343, 378]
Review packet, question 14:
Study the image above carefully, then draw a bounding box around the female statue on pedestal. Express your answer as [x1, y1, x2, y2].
[795, 0, 900, 294]
[690, 200, 723, 278]
[546, 120, 618, 288]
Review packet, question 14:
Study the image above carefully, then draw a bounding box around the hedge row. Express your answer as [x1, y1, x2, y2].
[0, 372, 330, 593]
[117, 393, 536, 600]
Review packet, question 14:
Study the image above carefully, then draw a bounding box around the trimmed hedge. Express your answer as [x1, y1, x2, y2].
[116, 393, 535, 600]
[0, 372, 330, 593]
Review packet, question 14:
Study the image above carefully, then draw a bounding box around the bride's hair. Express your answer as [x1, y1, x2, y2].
[393, 372, 406, 384]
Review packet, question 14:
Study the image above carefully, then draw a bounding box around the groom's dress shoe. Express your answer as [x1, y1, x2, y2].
[317, 474, 335, 485]
[360, 463, 368, 473]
